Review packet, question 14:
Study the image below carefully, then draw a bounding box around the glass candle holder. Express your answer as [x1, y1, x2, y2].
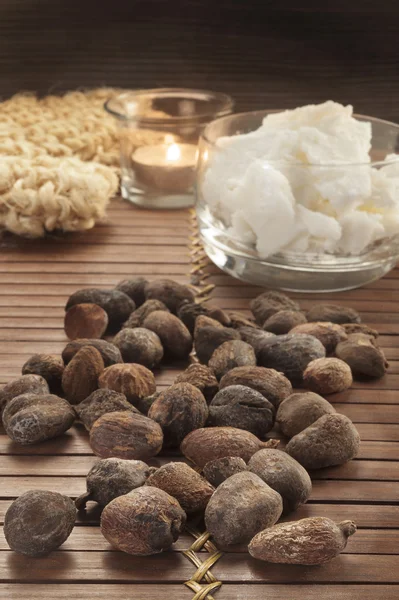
[105, 88, 234, 209]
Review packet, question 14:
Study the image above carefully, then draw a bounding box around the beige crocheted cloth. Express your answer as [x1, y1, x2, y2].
[0, 88, 123, 237]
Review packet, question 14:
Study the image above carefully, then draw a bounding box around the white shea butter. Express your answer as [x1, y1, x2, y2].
[202, 101, 399, 257]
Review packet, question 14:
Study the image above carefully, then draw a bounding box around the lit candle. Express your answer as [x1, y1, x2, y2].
[132, 143, 198, 193]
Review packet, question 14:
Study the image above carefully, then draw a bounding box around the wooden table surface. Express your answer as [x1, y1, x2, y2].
[0, 199, 398, 599]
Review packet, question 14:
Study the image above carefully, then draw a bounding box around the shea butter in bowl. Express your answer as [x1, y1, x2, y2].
[196, 102, 399, 292]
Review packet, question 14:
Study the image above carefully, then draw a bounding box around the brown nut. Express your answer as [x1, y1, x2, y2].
[21, 354, 64, 394]
[62, 346, 104, 405]
[181, 426, 278, 468]
[249, 517, 356, 565]
[62, 338, 122, 367]
[76, 457, 151, 509]
[306, 303, 361, 324]
[113, 327, 164, 368]
[342, 323, 378, 338]
[286, 413, 360, 469]
[290, 321, 347, 354]
[0, 374, 49, 416]
[144, 278, 194, 313]
[237, 327, 276, 356]
[75, 389, 140, 431]
[335, 335, 388, 378]
[207, 385, 275, 438]
[64, 303, 109, 340]
[123, 299, 170, 329]
[207, 307, 232, 327]
[250, 290, 300, 325]
[263, 310, 307, 334]
[174, 363, 219, 403]
[3, 393, 75, 445]
[219, 366, 292, 409]
[99, 363, 156, 407]
[194, 315, 224, 335]
[143, 311, 192, 359]
[227, 311, 258, 330]
[194, 326, 240, 364]
[65, 288, 135, 329]
[247, 448, 312, 514]
[148, 383, 208, 448]
[202, 456, 247, 487]
[258, 333, 326, 383]
[276, 392, 336, 438]
[208, 340, 256, 380]
[177, 301, 208, 334]
[100, 486, 186, 555]
[146, 462, 214, 514]
[303, 357, 353, 394]
[90, 410, 163, 460]
[4, 490, 76, 556]
[115, 277, 148, 307]
[205, 472, 283, 547]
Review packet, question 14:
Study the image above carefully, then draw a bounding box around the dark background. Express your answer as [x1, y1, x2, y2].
[0, 0, 398, 120]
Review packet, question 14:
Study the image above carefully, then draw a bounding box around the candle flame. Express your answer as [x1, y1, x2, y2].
[166, 143, 181, 162]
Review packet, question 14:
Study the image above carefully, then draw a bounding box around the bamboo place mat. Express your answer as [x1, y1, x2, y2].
[0, 198, 398, 600]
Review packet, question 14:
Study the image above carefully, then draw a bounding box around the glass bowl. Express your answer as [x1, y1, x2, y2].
[196, 109, 399, 292]
[105, 88, 233, 209]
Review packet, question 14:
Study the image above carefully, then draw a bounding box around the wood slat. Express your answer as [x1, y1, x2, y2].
[1, 551, 399, 583]
[0, 584, 398, 600]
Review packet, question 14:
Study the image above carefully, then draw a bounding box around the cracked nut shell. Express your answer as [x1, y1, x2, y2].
[143, 311, 192, 359]
[90, 410, 163, 460]
[99, 363, 156, 408]
[62, 338, 122, 367]
[249, 517, 356, 565]
[148, 383, 208, 448]
[303, 357, 353, 394]
[113, 327, 164, 368]
[3, 393, 75, 445]
[258, 333, 326, 383]
[76, 457, 150, 509]
[75, 389, 139, 431]
[4, 490, 76, 556]
[208, 340, 256, 380]
[174, 363, 219, 403]
[276, 391, 336, 438]
[62, 346, 104, 405]
[100, 486, 186, 555]
[247, 448, 312, 514]
[286, 413, 360, 469]
[205, 472, 283, 547]
[181, 426, 279, 468]
[202, 456, 247, 487]
[146, 462, 214, 514]
[207, 385, 275, 438]
[219, 366, 292, 409]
